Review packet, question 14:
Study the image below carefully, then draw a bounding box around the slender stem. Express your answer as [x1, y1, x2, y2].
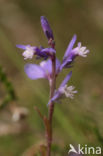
[49, 56, 56, 122]
[46, 55, 56, 156]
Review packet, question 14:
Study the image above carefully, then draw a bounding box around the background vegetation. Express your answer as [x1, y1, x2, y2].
[0, 0, 103, 155]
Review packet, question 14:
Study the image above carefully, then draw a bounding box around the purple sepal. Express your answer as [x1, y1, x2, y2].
[63, 35, 77, 61]
[60, 35, 77, 70]
[40, 16, 54, 40]
[35, 47, 56, 60]
[24, 64, 46, 80]
[40, 58, 61, 75]
[24, 58, 61, 81]
[35, 47, 48, 60]
[60, 53, 76, 70]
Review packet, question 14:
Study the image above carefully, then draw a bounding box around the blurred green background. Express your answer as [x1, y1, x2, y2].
[0, 0, 103, 155]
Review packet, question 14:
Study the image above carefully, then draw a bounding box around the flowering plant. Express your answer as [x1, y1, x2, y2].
[17, 16, 89, 156]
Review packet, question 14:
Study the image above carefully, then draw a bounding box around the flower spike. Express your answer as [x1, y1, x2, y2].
[16, 16, 90, 156]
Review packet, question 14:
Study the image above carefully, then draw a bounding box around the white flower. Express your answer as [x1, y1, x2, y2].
[75, 42, 89, 57]
[59, 85, 77, 99]
[22, 46, 35, 60]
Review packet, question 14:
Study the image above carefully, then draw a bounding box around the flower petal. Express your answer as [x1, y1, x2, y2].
[63, 35, 77, 60]
[24, 64, 46, 80]
[40, 59, 52, 74]
[40, 16, 54, 40]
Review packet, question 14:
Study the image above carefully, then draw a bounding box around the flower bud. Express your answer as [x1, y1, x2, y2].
[40, 16, 54, 40]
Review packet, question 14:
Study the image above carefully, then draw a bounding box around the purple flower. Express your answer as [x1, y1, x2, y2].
[48, 71, 77, 104]
[16, 45, 56, 60]
[24, 59, 61, 80]
[40, 16, 54, 40]
[60, 35, 89, 70]
[24, 64, 46, 80]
